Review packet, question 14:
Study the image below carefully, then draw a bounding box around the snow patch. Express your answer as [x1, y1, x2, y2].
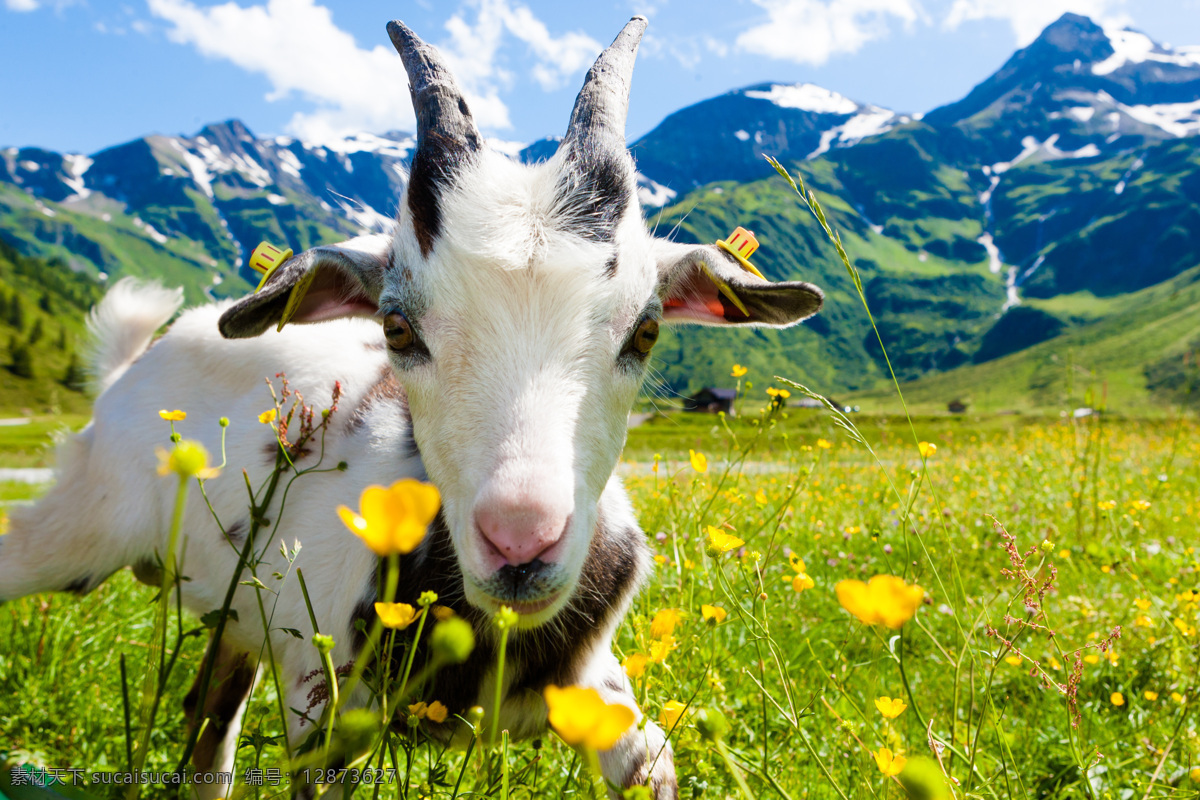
[267, 193, 286, 205]
[276, 148, 303, 179]
[171, 140, 214, 199]
[1066, 106, 1096, 122]
[133, 217, 169, 245]
[806, 107, 902, 158]
[62, 154, 93, 200]
[320, 132, 414, 160]
[1120, 98, 1200, 137]
[18, 160, 40, 172]
[1093, 26, 1200, 76]
[743, 83, 859, 115]
[636, 173, 677, 208]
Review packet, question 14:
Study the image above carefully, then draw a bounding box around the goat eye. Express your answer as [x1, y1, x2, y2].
[383, 312, 415, 351]
[631, 317, 659, 355]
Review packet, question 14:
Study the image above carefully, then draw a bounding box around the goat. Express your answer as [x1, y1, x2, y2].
[0, 17, 823, 799]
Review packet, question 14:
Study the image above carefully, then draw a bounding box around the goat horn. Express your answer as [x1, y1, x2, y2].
[387, 20, 482, 157]
[562, 16, 647, 153]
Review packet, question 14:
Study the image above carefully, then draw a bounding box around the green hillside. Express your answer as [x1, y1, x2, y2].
[851, 264, 1200, 414]
[0, 239, 102, 415]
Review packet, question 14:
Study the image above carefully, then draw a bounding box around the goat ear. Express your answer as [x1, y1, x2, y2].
[218, 234, 390, 339]
[654, 240, 823, 327]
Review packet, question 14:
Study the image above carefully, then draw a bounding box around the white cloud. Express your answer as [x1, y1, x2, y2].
[146, 0, 600, 143]
[943, 0, 1130, 45]
[6, 0, 41, 11]
[736, 0, 923, 65]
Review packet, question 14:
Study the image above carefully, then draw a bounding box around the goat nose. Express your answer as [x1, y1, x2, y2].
[474, 497, 569, 567]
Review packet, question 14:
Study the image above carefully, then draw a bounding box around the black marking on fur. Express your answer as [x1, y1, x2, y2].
[349, 367, 408, 434]
[351, 505, 646, 729]
[603, 254, 619, 279]
[555, 145, 632, 243]
[64, 575, 91, 595]
[408, 131, 479, 258]
[224, 519, 247, 546]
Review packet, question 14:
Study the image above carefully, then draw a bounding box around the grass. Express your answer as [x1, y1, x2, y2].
[2, 160, 1197, 800]
[2, 407, 1198, 798]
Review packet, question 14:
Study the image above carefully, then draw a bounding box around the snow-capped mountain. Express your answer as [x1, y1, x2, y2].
[629, 82, 911, 204]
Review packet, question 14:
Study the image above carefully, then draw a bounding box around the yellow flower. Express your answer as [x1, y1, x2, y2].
[1097, 500, 1117, 511]
[1171, 692, 1185, 703]
[1134, 597, 1151, 610]
[408, 701, 428, 718]
[0, 513, 8, 537]
[258, 408, 278, 424]
[731, 364, 748, 378]
[1191, 767, 1200, 782]
[426, 700, 448, 723]
[1144, 690, 1159, 701]
[705, 525, 744, 556]
[1129, 499, 1151, 511]
[689, 449, 708, 473]
[659, 700, 687, 731]
[155, 440, 221, 480]
[650, 608, 680, 639]
[791, 573, 815, 592]
[1111, 692, 1125, 707]
[1083, 654, 1100, 665]
[754, 488, 768, 505]
[337, 479, 440, 556]
[816, 439, 832, 449]
[544, 685, 635, 750]
[835, 575, 924, 629]
[873, 747, 906, 777]
[375, 602, 420, 630]
[918, 441, 937, 458]
[158, 409, 186, 422]
[649, 635, 675, 664]
[622, 653, 649, 678]
[874, 696, 907, 719]
[1004, 655, 1022, 666]
[701, 605, 727, 625]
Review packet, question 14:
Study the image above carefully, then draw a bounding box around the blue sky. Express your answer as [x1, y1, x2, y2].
[4, 0, 1200, 154]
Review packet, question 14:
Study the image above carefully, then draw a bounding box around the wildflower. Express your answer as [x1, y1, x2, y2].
[375, 602, 420, 630]
[426, 701, 448, 723]
[648, 635, 675, 664]
[1083, 654, 1100, 665]
[874, 696, 907, 719]
[622, 653, 649, 678]
[754, 488, 768, 505]
[1192, 767, 1200, 782]
[337, 479, 440, 556]
[659, 700, 687, 731]
[786, 554, 815, 593]
[701, 605, 727, 625]
[873, 747, 906, 777]
[1171, 692, 1185, 703]
[1134, 598, 1151, 610]
[689, 449, 708, 473]
[650, 608, 680, 639]
[705, 525, 744, 556]
[765, 387, 790, 399]
[494, 605, 520, 631]
[1129, 499, 1151, 512]
[544, 685, 635, 750]
[816, 439, 832, 449]
[156, 440, 221, 479]
[1098, 500, 1117, 511]
[731, 364, 748, 378]
[312, 633, 335, 654]
[1111, 692, 1125, 707]
[1004, 655, 1022, 666]
[1058, 549, 1071, 559]
[258, 408, 278, 424]
[1144, 690, 1159, 701]
[917, 442, 937, 458]
[1040, 539, 1054, 553]
[835, 575, 924, 629]
[158, 409, 186, 421]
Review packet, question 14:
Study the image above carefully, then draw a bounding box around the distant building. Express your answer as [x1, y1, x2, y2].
[683, 387, 738, 415]
[948, 399, 968, 414]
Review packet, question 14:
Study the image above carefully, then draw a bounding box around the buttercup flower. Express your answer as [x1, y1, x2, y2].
[874, 747, 906, 777]
[544, 685, 635, 750]
[650, 608, 680, 639]
[375, 602, 420, 630]
[836, 575, 925, 629]
[689, 449, 708, 473]
[1097, 500, 1117, 511]
[258, 409, 277, 424]
[816, 439, 832, 449]
[156, 440, 221, 479]
[649, 635, 675, 664]
[1144, 690, 1159, 701]
[701, 605, 727, 625]
[918, 441, 937, 458]
[706, 525, 744, 556]
[659, 700, 687, 731]
[158, 409, 186, 422]
[337, 479, 440, 556]
[754, 488, 768, 505]
[1111, 692, 1125, 707]
[874, 696, 908, 719]
[622, 653, 649, 678]
[731, 364, 748, 378]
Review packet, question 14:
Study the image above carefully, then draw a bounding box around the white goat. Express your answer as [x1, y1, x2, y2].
[0, 17, 823, 799]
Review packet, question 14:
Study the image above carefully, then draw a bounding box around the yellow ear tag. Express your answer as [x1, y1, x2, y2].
[249, 241, 293, 292]
[698, 261, 751, 317]
[716, 227, 767, 280]
[277, 268, 318, 333]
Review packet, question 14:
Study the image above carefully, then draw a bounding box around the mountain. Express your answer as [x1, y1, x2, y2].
[2, 13, 1199, 414]
[630, 82, 912, 203]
